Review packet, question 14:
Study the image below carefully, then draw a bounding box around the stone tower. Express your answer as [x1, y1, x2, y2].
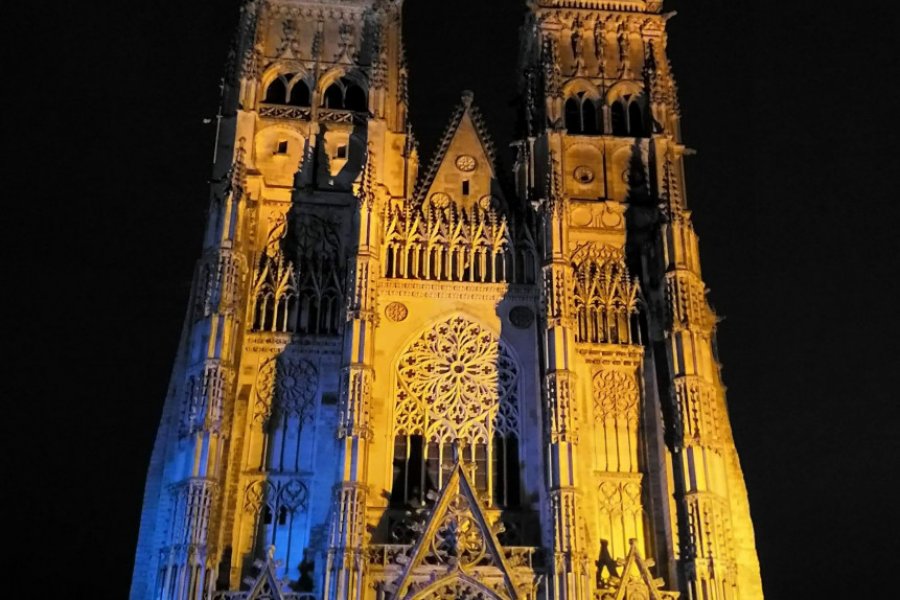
[131, 1, 764, 599]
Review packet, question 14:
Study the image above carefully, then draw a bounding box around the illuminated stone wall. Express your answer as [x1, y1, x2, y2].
[131, 1, 764, 599]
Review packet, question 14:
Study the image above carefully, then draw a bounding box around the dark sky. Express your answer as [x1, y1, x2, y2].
[10, 0, 898, 596]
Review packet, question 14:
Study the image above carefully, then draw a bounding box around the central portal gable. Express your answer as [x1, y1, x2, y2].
[599, 540, 679, 600]
[390, 464, 519, 600]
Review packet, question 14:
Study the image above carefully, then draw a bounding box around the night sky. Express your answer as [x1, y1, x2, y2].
[10, 0, 898, 596]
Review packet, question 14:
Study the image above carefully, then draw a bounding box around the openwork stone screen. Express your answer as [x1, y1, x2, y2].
[395, 315, 519, 443]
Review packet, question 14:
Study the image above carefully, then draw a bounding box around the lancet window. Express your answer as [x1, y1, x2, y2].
[252, 353, 319, 473]
[610, 93, 648, 137]
[565, 92, 601, 135]
[383, 195, 536, 284]
[243, 479, 309, 557]
[263, 73, 312, 108]
[321, 77, 367, 112]
[390, 317, 521, 510]
[572, 246, 642, 345]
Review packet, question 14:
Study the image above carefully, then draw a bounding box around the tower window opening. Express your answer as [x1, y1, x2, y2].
[462, 180, 470, 196]
[276, 140, 289, 155]
[565, 92, 601, 135]
[321, 77, 368, 112]
[289, 80, 311, 107]
[610, 94, 648, 137]
[323, 83, 344, 109]
[336, 145, 348, 159]
[263, 76, 288, 104]
[344, 83, 367, 112]
[611, 100, 628, 136]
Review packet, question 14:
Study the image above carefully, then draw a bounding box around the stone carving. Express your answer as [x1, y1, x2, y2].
[593, 370, 639, 425]
[254, 352, 318, 423]
[385, 301, 409, 322]
[597, 479, 642, 516]
[573, 165, 595, 184]
[572, 245, 641, 345]
[455, 154, 477, 172]
[396, 316, 519, 441]
[243, 478, 310, 516]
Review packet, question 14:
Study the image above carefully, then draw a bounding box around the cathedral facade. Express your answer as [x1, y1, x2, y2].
[131, 1, 764, 599]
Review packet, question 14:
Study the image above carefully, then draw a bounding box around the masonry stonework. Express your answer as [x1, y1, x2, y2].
[131, 2, 764, 599]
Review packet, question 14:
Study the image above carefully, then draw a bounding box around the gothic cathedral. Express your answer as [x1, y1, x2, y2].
[131, 1, 764, 599]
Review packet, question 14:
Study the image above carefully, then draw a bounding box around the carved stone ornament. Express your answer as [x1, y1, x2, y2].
[385, 301, 409, 322]
[255, 352, 319, 422]
[429, 192, 451, 209]
[573, 165, 595, 184]
[455, 154, 477, 172]
[396, 316, 519, 440]
[509, 306, 535, 329]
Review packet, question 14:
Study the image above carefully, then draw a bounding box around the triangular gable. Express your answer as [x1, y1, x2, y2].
[391, 463, 519, 600]
[244, 550, 289, 600]
[605, 540, 679, 600]
[415, 91, 501, 206]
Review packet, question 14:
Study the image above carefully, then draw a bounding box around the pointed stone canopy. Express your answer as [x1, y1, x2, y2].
[390, 463, 520, 600]
[415, 91, 502, 207]
[600, 540, 679, 600]
[243, 548, 291, 600]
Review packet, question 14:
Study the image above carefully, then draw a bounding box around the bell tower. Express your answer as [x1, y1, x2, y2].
[130, 1, 411, 598]
[516, 0, 764, 599]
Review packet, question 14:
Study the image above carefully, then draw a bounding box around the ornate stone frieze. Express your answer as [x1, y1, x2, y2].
[378, 279, 537, 303]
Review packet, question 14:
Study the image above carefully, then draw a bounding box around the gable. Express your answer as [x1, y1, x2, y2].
[601, 540, 679, 600]
[390, 464, 519, 600]
[417, 92, 503, 210]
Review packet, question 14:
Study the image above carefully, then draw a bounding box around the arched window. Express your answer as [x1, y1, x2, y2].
[289, 80, 310, 107]
[610, 93, 648, 137]
[344, 83, 367, 112]
[264, 77, 288, 104]
[321, 77, 368, 112]
[391, 316, 521, 509]
[323, 83, 344, 109]
[565, 92, 601, 135]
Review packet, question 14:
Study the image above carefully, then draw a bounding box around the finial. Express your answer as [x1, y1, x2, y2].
[461, 90, 474, 107]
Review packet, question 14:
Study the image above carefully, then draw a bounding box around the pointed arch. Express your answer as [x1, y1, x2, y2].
[389, 314, 521, 506]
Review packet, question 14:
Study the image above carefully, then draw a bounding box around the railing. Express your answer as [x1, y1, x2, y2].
[258, 104, 366, 125]
[365, 544, 539, 570]
[259, 104, 311, 120]
[213, 592, 316, 600]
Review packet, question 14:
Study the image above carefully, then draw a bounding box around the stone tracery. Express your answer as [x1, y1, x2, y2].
[396, 316, 519, 442]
